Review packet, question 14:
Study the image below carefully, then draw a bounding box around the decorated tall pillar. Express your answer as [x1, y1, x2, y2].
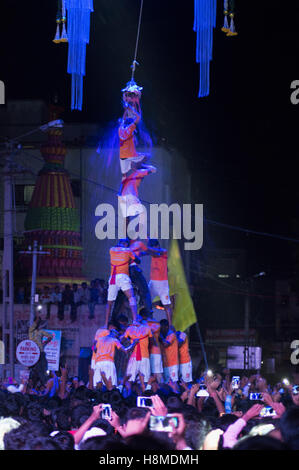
[21, 115, 85, 288]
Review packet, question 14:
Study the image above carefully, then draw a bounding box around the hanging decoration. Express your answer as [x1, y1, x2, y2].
[194, 0, 217, 98]
[53, 0, 62, 43]
[65, 0, 94, 111]
[60, 0, 68, 42]
[221, 0, 229, 33]
[221, 0, 238, 36]
[53, 0, 68, 44]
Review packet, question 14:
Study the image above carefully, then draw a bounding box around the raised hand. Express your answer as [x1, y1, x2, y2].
[92, 404, 103, 419]
[243, 404, 264, 422]
[138, 372, 145, 392]
[149, 394, 168, 417]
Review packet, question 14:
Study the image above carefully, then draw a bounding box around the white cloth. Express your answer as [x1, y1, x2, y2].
[179, 361, 193, 383]
[119, 154, 146, 174]
[82, 427, 106, 442]
[126, 356, 151, 383]
[6, 384, 24, 394]
[93, 361, 118, 387]
[163, 364, 179, 382]
[107, 274, 132, 301]
[150, 353, 163, 374]
[118, 194, 145, 218]
[148, 280, 171, 305]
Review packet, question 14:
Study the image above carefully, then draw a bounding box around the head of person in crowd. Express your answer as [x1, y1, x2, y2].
[79, 435, 129, 451]
[233, 435, 289, 451]
[22, 436, 62, 450]
[147, 238, 160, 249]
[138, 307, 150, 323]
[117, 314, 129, 332]
[159, 318, 170, 337]
[0, 417, 21, 450]
[107, 321, 119, 338]
[279, 405, 299, 450]
[118, 238, 130, 248]
[51, 431, 75, 450]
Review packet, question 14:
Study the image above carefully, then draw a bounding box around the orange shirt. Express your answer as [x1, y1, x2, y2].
[110, 247, 136, 276]
[94, 335, 122, 363]
[119, 123, 137, 159]
[160, 331, 179, 368]
[92, 328, 110, 362]
[147, 319, 161, 355]
[150, 251, 168, 281]
[177, 332, 191, 364]
[124, 323, 152, 359]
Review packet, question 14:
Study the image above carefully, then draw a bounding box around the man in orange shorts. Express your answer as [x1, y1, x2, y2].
[93, 322, 137, 388]
[147, 239, 173, 324]
[106, 239, 140, 326]
[176, 330, 193, 383]
[122, 319, 153, 384]
[159, 319, 179, 384]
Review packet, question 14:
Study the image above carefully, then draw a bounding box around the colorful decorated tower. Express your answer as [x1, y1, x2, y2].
[21, 107, 85, 288]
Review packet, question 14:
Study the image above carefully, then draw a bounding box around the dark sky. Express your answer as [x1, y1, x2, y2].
[1, 0, 299, 277]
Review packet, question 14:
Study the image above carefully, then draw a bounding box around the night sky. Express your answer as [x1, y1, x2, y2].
[1, 0, 299, 279]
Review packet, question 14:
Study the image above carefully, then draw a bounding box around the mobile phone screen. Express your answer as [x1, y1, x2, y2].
[137, 397, 153, 407]
[102, 404, 111, 420]
[149, 415, 178, 432]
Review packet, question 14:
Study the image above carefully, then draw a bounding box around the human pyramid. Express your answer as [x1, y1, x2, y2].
[91, 81, 192, 390]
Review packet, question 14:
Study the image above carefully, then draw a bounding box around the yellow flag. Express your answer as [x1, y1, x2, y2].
[168, 239, 197, 331]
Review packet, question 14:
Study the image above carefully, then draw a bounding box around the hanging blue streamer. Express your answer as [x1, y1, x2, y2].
[65, 0, 93, 110]
[194, 0, 217, 97]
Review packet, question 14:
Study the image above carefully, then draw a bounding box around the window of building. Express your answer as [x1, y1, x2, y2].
[14, 184, 35, 206]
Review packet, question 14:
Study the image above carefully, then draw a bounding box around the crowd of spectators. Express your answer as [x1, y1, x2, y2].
[15, 280, 108, 322]
[0, 360, 299, 451]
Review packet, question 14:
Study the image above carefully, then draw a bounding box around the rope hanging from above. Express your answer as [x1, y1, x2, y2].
[122, 0, 144, 115]
[194, 0, 217, 98]
[65, 0, 94, 111]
